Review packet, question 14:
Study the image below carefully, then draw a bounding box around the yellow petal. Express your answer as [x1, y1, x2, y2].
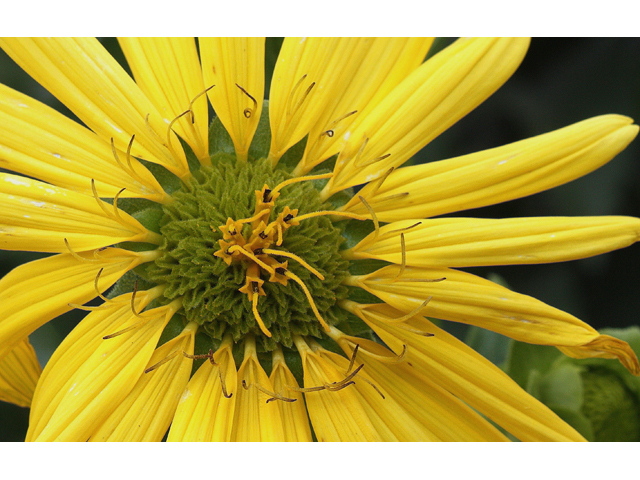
[230, 335, 285, 441]
[0, 83, 167, 203]
[343, 115, 639, 221]
[327, 328, 508, 441]
[119, 37, 209, 162]
[90, 322, 197, 441]
[32, 300, 180, 442]
[345, 216, 640, 267]
[0, 337, 42, 408]
[0, 248, 153, 362]
[559, 335, 640, 375]
[269, 347, 312, 441]
[167, 336, 237, 442]
[294, 38, 434, 175]
[200, 37, 265, 162]
[0, 37, 189, 179]
[0, 173, 157, 252]
[322, 37, 530, 197]
[268, 38, 379, 163]
[27, 286, 164, 441]
[344, 301, 585, 441]
[294, 336, 436, 441]
[348, 265, 640, 374]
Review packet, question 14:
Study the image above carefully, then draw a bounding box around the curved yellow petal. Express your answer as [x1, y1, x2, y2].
[322, 37, 530, 197]
[0, 83, 167, 203]
[90, 322, 197, 441]
[167, 336, 237, 442]
[559, 335, 640, 375]
[343, 115, 639, 221]
[268, 38, 378, 164]
[230, 335, 285, 441]
[0, 338, 41, 408]
[344, 301, 585, 441]
[295, 38, 434, 175]
[0, 173, 157, 252]
[27, 287, 164, 441]
[200, 37, 265, 162]
[327, 328, 508, 441]
[348, 265, 640, 374]
[294, 336, 436, 441]
[269, 347, 312, 441]
[345, 216, 640, 267]
[119, 37, 209, 162]
[32, 300, 180, 442]
[0, 37, 189, 178]
[0, 248, 154, 363]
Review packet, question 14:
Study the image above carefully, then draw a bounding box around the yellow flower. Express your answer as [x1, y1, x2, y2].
[0, 37, 639, 442]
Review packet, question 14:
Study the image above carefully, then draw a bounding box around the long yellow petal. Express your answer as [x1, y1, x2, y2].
[268, 38, 378, 164]
[119, 37, 209, 161]
[269, 346, 312, 441]
[27, 287, 164, 441]
[90, 322, 197, 441]
[294, 38, 434, 175]
[0, 173, 157, 252]
[0, 83, 167, 203]
[344, 301, 586, 441]
[200, 37, 265, 162]
[0, 37, 189, 178]
[167, 336, 237, 442]
[0, 249, 154, 362]
[327, 328, 508, 441]
[343, 115, 639, 221]
[348, 265, 640, 374]
[322, 37, 530, 197]
[32, 300, 180, 442]
[345, 216, 640, 267]
[230, 335, 285, 441]
[0, 338, 41, 408]
[294, 336, 436, 441]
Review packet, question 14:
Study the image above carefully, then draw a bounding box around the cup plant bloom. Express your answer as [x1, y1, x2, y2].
[0, 37, 639, 442]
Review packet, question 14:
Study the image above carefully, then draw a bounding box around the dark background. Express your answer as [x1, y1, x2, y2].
[1, 38, 639, 441]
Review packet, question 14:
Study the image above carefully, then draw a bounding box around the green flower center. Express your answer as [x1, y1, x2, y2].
[146, 153, 350, 351]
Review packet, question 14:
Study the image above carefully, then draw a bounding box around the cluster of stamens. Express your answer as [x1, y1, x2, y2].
[212, 173, 366, 338]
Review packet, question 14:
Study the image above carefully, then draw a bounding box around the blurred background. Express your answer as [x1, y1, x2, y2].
[1, 38, 639, 441]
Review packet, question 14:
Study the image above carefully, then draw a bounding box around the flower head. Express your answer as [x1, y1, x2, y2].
[0, 37, 639, 442]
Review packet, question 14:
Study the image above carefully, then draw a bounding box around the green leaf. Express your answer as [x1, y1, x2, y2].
[504, 341, 562, 389]
[538, 362, 585, 411]
[464, 325, 511, 367]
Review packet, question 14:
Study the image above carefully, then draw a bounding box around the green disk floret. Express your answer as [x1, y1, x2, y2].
[146, 155, 350, 351]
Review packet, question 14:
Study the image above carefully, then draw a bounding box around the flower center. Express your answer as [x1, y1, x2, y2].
[146, 153, 350, 351]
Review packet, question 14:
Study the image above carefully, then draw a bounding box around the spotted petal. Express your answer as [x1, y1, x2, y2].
[90, 322, 197, 441]
[26, 287, 163, 441]
[347, 302, 586, 441]
[343, 115, 639, 221]
[0, 173, 157, 252]
[230, 336, 285, 441]
[295, 38, 434, 174]
[119, 37, 209, 161]
[167, 337, 237, 442]
[31, 301, 179, 442]
[0, 249, 153, 362]
[346, 216, 640, 267]
[268, 38, 380, 163]
[0, 37, 190, 178]
[349, 265, 639, 374]
[0, 83, 167, 203]
[269, 348, 312, 441]
[200, 37, 265, 162]
[0, 338, 41, 408]
[322, 37, 530, 197]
